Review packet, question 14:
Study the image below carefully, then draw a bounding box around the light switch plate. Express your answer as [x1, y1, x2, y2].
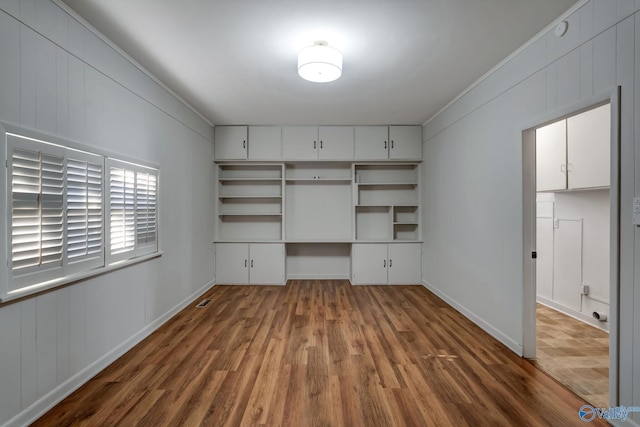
[634, 197, 640, 226]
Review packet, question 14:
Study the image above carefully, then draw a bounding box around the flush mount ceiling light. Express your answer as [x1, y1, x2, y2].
[297, 41, 342, 83]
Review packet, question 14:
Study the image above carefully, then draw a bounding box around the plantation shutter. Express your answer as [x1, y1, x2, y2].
[65, 151, 104, 271]
[8, 135, 64, 284]
[135, 171, 158, 253]
[109, 165, 136, 257]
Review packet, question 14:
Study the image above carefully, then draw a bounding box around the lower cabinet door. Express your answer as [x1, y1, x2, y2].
[352, 244, 388, 284]
[387, 243, 421, 284]
[215, 243, 249, 284]
[249, 243, 285, 284]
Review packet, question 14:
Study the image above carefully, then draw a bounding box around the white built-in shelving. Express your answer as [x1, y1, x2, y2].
[214, 125, 423, 284]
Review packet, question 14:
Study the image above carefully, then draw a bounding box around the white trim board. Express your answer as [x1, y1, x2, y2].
[421, 280, 523, 356]
[3, 279, 216, 427]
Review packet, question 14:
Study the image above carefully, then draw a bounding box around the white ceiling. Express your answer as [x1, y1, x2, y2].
[59, 0, 579, 126]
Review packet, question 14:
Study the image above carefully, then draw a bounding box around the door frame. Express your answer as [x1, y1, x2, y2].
[521, 87, 621, 405]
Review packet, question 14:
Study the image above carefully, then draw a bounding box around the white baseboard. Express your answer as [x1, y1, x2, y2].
[5, 279, 216, 427]
[422, 280, 523, 356]
[536, 297, 609, 332]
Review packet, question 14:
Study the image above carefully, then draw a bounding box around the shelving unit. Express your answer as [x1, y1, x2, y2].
[217, 164, 284, 241]
[214, 125, 423, 285]
[353, 164, 420, 241]
[285, 162, 352, 241]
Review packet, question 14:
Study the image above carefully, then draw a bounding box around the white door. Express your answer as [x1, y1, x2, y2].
[552, 219, 582, 311]
[282, 126, 318, 160]
[215, 243, 249, 284]
[248, 126, 282, 160]
[389, 126, 422, 160]
[354, 126, 389, 160]
[387, 243, 421, 284]
[249, 243, 285, 284]
[318, 126, 354, 160]
[214, 126, 248, 160]
[567, 103, 610, 189]
[352, 244, 388, 284]
[536, 120, 566, 192]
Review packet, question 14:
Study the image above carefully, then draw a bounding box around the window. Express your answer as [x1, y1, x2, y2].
[3, 129, 159, 300]
[106, 159, 159, 264]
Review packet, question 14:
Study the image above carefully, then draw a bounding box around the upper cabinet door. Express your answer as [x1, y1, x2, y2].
[215, 126, 248, 160]
[389, 126, 422, 159]
[355, 126, 389, 160]
[248, 126, 282, 160]
[318, 126, 354, 160]
[536, 120, 567, 192]
[282, 126, 318, 160]
[567, 103, 610, 189]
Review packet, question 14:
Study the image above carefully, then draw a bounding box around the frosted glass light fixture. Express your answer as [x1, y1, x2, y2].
[297, 41, 342, 83]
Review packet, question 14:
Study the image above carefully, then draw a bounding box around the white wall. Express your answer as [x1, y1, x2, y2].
[0, 1, 215, 425]
[536, 190, 610, 330]
[422, 0, 639, 421]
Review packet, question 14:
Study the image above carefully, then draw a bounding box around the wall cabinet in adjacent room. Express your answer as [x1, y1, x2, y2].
[354, 126, 422, 160]
[536, 104, 610, 192]
[351, 243, 421, 285]
[215, 243, 285, 284]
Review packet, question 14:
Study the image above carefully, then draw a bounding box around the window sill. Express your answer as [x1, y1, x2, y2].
[0, 251, 163, 304]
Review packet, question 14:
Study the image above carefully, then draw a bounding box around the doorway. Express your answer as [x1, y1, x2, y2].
[522, 89, 620, 408]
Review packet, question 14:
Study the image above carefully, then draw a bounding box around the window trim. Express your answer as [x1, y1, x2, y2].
[1, 123, 162, 303]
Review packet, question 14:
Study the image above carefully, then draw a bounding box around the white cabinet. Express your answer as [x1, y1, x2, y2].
[355, 126, 422, 160]
[215, 126, 282, 160]
[387, 243, 422, 284]
[389, 126, 422, 159]
[536, 120, 566, 192]
[351, 243, 421, 284]
[215, 126, 248, 160]
[536, 104, 610, 191]
[215, 243, 285, 285]
[567, 104, 610, 189]
[248, 126, 282, 160]
[283, 126, 354, 160]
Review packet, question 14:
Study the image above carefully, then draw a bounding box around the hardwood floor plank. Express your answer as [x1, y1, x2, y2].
[34, 281, 607, 427]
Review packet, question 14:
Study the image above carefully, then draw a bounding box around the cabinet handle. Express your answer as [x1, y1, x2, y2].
[320, 140, 323, 149]
[384, 141, 387, 149]
[244, 259, 247, 268]
[251, 259, 254, 268]
[567, 163, 573, 172]
[389, 259, 392, 267]
[314, 141, 317, 149]
[243, 140, 246, 149]
[391, 140, 394, 149]
[383, 260, 386, 268]
[560, 164, 566, 173]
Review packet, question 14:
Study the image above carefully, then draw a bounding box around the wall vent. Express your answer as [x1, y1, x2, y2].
[196, 299, 212, 308]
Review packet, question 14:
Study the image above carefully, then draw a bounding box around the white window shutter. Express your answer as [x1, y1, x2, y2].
[8, 135, 64, 289]
[65, 150, 104, 272]
[135, 171, 158, 254]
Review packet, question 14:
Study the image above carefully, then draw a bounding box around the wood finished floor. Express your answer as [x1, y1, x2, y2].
[34, 281, 605, 426]
[533, 303, 609, 409]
